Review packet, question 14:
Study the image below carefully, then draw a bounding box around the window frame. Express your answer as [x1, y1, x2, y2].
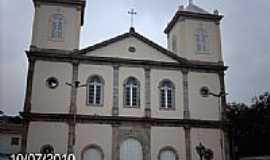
[123, 77, 140, 108]
[195, 25, 210, 54]
[49, 14, 64, 42]
[158, 146, 179, 160]
[86, 75, 105, 107]
[159, 79, 176, 110]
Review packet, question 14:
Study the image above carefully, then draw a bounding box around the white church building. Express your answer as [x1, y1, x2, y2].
[20, 0, 231, 159]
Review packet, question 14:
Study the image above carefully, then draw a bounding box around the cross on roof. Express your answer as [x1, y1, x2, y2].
[128, 8, 137, 28]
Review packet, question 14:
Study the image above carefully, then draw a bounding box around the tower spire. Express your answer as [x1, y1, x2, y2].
[189, 0, 193, 5]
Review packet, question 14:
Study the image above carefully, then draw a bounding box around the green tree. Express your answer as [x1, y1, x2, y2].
[227, 92, 270, 158]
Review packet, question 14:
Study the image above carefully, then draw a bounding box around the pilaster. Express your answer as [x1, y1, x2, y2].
[112, 65, 120, 116]
[184, 126, 192, 160]
[182, 69, 190, 119]
[144, 66, 151, 118]
[24, 57, 36, 113]
[67, 60, 79, 154]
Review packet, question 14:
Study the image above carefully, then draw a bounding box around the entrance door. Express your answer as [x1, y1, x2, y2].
[120, 138, 143, 160]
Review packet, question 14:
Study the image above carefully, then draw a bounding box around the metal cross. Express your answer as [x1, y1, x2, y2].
[128, 8, 137, 27]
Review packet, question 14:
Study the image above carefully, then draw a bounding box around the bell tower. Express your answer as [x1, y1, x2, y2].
[31, 0, 86, 51]
[165, 0, 223, 63]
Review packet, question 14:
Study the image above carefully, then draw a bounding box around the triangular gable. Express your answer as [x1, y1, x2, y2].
[78, 28, 188, 64]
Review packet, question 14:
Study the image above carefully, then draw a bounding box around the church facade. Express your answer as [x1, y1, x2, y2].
[21, 0, 231, 160]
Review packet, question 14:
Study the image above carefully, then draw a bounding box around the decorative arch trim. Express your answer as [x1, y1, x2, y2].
[158, 79, 175, 89]
[81, 144, 105, 160]
[158, 146, 179, 160]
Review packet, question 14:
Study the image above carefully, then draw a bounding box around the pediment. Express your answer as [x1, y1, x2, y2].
[79, 30, 188, 64]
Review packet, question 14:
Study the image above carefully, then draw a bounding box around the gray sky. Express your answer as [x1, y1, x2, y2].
[1, 0, 270, 115]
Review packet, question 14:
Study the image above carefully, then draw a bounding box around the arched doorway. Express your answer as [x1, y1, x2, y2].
[120, 138, 143, 160]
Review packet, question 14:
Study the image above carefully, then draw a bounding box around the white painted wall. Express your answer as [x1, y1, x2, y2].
[191, 128, 224, 160]
[188, 72, 221, 120]
[151, 127, 186, 160]
[31, 60, 72, 113]
[151, 69, 184, 119]
[75, 124, 112, 160]
[26, 122, 68, 153]
[168, 19, 223, 62]
[87, 37, 177, 63]
[77, 64, 113, 116]
[0, 134, 22, 154]
[31, 4, 81, 50]
[118, 67, 145, 117]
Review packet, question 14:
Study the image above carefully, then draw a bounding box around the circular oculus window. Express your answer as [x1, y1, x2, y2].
[46, 77, 59, 89]
[200, 86, 210, 97]
[128, 46, 136, 53]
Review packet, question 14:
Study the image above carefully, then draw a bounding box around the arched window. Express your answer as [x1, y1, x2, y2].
[120, 138, 143, 160]
[40, 144, 54, 154]
[50, 14, 64, 41]
[159, 80, 175, 109]
[124, 77, 140, 108]
[82, 145, 104, 160]
[158, 147, 178, 160]
[87, 75, 104, 106]
[195, 26, 209, 52]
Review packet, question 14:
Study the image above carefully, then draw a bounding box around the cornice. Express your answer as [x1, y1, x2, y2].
[164, 10, 223, 34]
[21, 112, 231, 129]
[25, 50, 228, 72]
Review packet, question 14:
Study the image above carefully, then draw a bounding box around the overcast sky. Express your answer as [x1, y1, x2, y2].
[1, 0, 270, 115]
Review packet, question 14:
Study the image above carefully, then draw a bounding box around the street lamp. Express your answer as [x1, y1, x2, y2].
[196, 142, 214, 160]
[65, 80, 87, 153]
[196, 142, 206, 160]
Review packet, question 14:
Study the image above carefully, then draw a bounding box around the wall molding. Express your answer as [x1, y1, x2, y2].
[21, 113, 230, 129]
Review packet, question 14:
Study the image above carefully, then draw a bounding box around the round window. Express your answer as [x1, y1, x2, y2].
[200, 86, 209, 97]
[128, 46, 136, 53]
[46, 77, 59, 89]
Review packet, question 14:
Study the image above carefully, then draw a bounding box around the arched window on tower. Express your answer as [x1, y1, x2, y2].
[50, 14, 64, 41]
[195, 26, 209, 53]
[159, 80, 175, 109]
[124, 77, 140, 108]
[87, 75, 104, 106]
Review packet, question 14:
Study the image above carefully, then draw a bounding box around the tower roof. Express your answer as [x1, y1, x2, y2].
[184, 2, 209, 14]
[164, 2, 223, 34]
